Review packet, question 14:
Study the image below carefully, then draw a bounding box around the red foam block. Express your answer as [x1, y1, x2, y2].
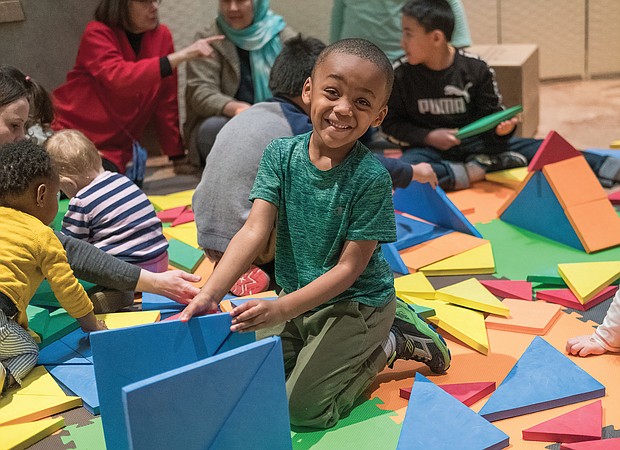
[400, 381, 496, 407]
[171, 209, 195, 227]
[560, 437, 620, 449]
[480, 279, 533, 301]
[157, 206, 187, 222]
[537, 286, 618, 311]
[522, 400, 602, 443]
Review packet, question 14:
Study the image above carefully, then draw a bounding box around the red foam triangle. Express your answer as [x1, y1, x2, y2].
[560, 437, 620, 449]
[171, 209, 195, 227]
[400, 381, 496, 406]
[528, 131, 581, 172]
[156, 206, 187, 222]
[537, 286, 618, 311]
[610, 190, 620, 205]
[480, 279, 532, 301]
[523, 400, 602, 443]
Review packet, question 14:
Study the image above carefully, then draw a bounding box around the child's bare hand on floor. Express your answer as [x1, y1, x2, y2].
[230, 299, 286, 332]
[566, 335, 607, 357]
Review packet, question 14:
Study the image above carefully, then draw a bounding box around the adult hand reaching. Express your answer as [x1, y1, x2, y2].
[168, 35, 225, 68]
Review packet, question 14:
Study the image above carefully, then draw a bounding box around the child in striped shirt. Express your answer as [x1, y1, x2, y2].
[46, 130, 169, 273]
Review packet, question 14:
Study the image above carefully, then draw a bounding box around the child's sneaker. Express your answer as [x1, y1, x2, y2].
[467, 151, 527, 173]
[230, 265, 270, 297]
[387, 299, 451, 373]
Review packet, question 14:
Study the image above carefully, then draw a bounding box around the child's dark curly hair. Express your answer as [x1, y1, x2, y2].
[0, 140, 56, 199]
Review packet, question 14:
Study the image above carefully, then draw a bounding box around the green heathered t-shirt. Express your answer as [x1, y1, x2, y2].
[249, 132, 397, 308]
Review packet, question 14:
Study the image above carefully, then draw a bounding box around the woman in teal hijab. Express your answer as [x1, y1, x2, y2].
[185, 0, 296, 166]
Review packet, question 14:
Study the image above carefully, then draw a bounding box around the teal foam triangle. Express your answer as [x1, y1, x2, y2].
[500, 171, 584, 251]
[397, 373, 509, 450]
[479, 337, 605, 422]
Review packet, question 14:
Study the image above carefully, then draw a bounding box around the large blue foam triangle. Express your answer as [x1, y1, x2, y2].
[46, 364, 100, 415]
[393, 181, 481, 237]
[397, 373, 509, 450]
[382, 242, 410, 274]
[479, 336, 605, 422]
[500, 171, 584, 251]
[122, 337, 291, 450]
[91, 313, 255, 450]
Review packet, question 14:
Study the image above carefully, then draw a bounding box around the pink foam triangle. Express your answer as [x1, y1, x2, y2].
[537, 286, 618, 311]
[560, 437, 620, 450]
[522, 400, 602, 443]
[480, 279, 532, 301]
[400, 381, 496, 407]
[528, 131, 581, 172]
[609, 190, 620, 205]
[156, 206, 187, 222]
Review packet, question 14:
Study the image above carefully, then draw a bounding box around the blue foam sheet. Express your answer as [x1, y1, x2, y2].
[141, 292, 184, 311]
[397, 373, 509, 450]
[122, 337, 291, 450]
[91, 313, 255, 450]
[479, 336, 605, 422]
[393, 181, 481, 237]
[382, 243, 409, 275]
[500, 171, 584, 251]
[46, 364, 100, 415]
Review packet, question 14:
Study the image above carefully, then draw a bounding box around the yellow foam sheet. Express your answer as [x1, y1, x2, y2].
[484, 298, 562, 335]
[0, 367, 81, 427]
[435, 278, 510, 317]
[484, 166, 529, 187]
[399, 232, 488, 271]
[0, 417, 65, 450]
[96, 310, 161, 329]
[148, 189, 195, 211]
[163, 222, 200, 249]
[558, 261, 620, 304]
[418, 242, 495, 276]
[400, 295, 488, 355]
[394, 272, 435, 299]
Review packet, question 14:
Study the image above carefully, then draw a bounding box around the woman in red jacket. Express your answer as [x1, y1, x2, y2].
[52, 0, 221, 178]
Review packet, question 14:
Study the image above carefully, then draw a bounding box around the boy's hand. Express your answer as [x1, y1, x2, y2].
[179, 295, 219, 322]
[566, 335, 607, 357]
[424, 128, 460, 151]
[495, 118, 518, 136]
[230, 299, 286, 332]
[411, 163, 438, 188]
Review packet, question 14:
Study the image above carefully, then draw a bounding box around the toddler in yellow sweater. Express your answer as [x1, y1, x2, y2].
[0, 140, 106, 395]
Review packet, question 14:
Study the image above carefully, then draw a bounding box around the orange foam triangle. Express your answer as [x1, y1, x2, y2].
[528, 131, 581, 172]
[522, 400, 602, 443]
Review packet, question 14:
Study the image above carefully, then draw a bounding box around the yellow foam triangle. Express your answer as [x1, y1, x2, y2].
[394, 272, 436, 299]
[400, 295, 489, 354]
[15, 366, 67, 397]
[96, 310, 161, 329]
[558, 261, 620, 304]
[163, 222, 200, 249]
[0, 394, 81, 426]
[0, 417, 65, 450]
[485, 166, 529, 187]
[418, 242, 495, 276]
[435, 278, 510, 317]
[148, 190, 195, 211]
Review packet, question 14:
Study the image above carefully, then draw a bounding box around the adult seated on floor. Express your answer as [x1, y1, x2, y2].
[184, 0, 296, 166]
[1, 65, 200, 313]
[52, 0, 222, 182]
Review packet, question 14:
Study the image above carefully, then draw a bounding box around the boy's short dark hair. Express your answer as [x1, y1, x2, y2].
[269, 34, 326, 98]
[313, 38, 394, 104]
[402, 0, 455, 41]
[0, 140, 56, 199]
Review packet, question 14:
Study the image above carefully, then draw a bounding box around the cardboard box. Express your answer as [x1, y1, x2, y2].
[466, 44, 539, 138]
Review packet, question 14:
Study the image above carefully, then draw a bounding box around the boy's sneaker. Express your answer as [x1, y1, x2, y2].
[387, 299, 451, 373]
[230, 265, 270, 297]
[467, 151, 527, 173]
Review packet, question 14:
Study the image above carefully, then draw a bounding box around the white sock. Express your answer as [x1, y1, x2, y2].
[465, 161, 487, 183]
[382, 331, 396, 358]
